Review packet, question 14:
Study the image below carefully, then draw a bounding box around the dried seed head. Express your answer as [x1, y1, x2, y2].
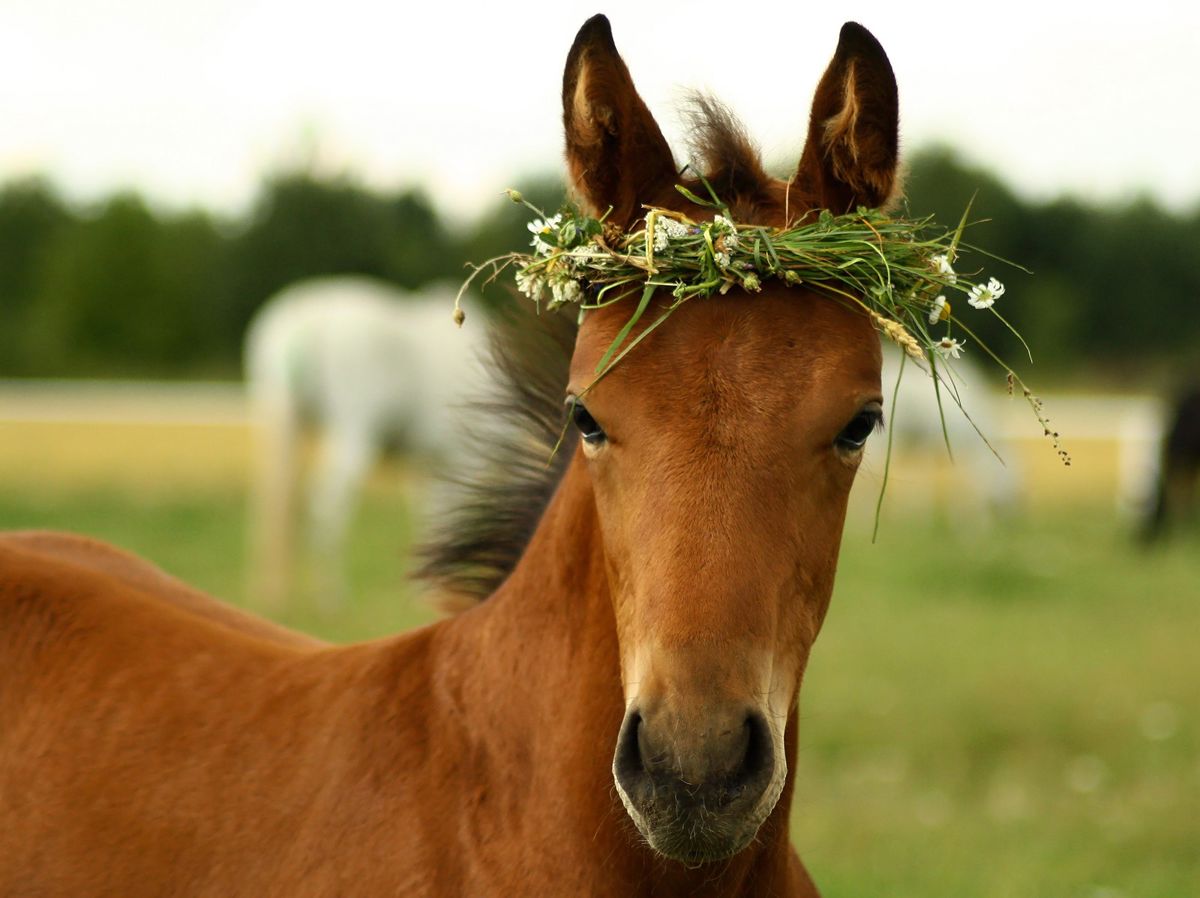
[871, 311, 924, 359]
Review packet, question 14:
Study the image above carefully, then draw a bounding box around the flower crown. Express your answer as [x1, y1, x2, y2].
[455, 184, 1069, 471]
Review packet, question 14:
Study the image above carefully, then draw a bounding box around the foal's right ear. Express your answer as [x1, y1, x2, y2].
[562, 15, 676, 225]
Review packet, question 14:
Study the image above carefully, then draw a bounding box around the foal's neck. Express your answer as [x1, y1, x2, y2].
[431, 452, 810, 896]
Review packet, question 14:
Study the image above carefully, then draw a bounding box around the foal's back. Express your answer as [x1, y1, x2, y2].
[0, 533, 445, 897]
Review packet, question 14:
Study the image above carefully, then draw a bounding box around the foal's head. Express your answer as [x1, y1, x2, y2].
[560, 16, 897, 862]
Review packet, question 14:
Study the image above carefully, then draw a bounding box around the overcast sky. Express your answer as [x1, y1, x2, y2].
[1, 1, 1196, 223]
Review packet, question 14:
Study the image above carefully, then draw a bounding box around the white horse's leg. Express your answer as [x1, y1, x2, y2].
[307, 426, 378, 609]
[247, 388, 299, 612]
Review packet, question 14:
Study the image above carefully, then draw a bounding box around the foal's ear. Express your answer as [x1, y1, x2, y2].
[562, 15, 676, 224]
[796, 23, 900, 213]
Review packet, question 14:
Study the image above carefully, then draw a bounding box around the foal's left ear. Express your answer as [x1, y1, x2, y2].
[562, 14, 677, 225]
[796, 23, 900, 213]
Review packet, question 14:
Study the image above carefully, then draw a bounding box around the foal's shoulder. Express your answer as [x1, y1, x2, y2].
[0, 531, 323, 649]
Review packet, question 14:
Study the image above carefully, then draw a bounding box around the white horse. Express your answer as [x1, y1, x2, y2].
[243, 276, 488, 609]
[868, 346, 1022, 522]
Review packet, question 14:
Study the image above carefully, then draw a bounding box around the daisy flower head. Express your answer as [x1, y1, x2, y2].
[931, 254, 957, 285]
[928, 295, 950, 325]
[967, 277, 1005, 310]
[527, 214, 562, 255]
[934, 336, 965, 359]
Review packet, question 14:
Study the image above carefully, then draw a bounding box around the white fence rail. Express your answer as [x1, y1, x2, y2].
[995, 394, 1166, 514]
[0, 380, 1170, 512]
[0, 379, 247, 425]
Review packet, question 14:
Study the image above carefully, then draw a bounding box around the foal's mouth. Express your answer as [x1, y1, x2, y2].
[637, 800, 765, 865]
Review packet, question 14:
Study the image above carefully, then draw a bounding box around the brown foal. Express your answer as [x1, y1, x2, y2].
[0, 15, 902, 896]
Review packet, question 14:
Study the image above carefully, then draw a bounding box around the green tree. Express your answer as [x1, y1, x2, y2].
[3, 154, 1196, 381]
[224, 172, 460, 346]
[0, 179, 70, 374]
[24, 194, 225, 376]
[904, 147, 1200, 377]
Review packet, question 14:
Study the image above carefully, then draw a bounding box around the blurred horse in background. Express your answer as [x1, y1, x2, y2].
[1141, 380, 1200, 541]
[243, 276, 486, 609]
[871, 350, 1022, 522]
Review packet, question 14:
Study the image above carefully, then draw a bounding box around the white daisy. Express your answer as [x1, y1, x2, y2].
[527, 214, 562, 254]
[928, 295, 949, 324]
[931, 254, 957, 285]
[967, 277, 1005, 310]
[934, 336, 965, 359]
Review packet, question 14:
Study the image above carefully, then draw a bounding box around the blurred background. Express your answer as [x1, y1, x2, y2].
[1, 2, 1197, 895]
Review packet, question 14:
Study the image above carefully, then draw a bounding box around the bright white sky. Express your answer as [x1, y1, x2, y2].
[1, 0, 1197, 224]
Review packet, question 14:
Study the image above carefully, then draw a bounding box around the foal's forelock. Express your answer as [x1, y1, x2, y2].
[681, 94, 776, 218]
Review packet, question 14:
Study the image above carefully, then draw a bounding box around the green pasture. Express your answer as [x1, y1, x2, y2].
[1, 473, 1196, 896]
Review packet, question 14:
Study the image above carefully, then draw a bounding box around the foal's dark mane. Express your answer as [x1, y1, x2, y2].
[415, 301, 579, 603]
[417, 101, 776, 603]
[681, 93, 774, 215]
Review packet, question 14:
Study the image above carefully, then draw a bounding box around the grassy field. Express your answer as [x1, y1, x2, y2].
[800, 508, 1199, 898]
[0, 429, 1196, 896]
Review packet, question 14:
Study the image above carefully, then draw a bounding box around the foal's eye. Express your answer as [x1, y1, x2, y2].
[836, 404, 883, 452]
[570, 399, 607, 446]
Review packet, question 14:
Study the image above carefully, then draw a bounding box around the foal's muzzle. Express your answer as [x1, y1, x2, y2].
[612, 705, 777, 863]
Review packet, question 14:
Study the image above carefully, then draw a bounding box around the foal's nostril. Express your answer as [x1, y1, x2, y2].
[733, 710, 773, 792]
[613, 710, 645, 784]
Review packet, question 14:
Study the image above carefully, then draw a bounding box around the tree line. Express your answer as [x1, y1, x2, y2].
[0, 151, 1196, 383]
